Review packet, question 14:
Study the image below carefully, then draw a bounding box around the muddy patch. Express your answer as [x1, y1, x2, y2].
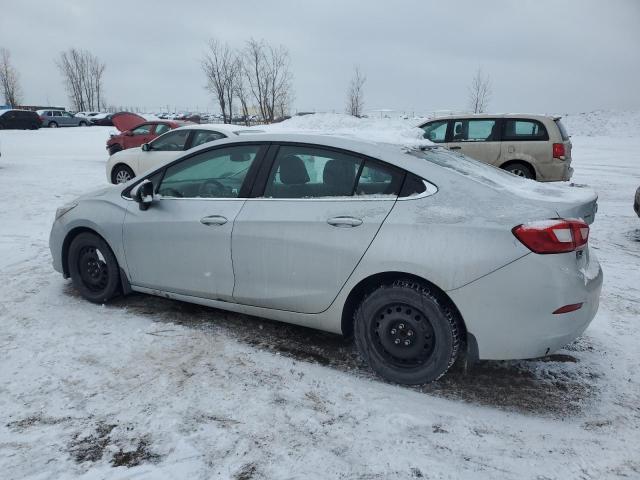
[7, 414, 71, 431]
[68, 422, 116, 463]
[111, 437, 161, 468]
[96, 292, 600, 417]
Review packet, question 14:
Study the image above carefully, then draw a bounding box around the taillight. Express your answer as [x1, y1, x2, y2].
[553, 143, 565, 159]
[512, 219, 589, 254]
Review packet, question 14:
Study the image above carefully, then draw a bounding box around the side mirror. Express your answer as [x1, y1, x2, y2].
[132, 179, 154, 211]
[141, 143, 150, 152]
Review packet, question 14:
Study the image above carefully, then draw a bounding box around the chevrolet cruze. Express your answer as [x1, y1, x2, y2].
[49, 134, 603, 384]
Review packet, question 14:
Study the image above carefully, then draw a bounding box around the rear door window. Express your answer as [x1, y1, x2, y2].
[502, 119, 549, 141]
[154, 124, 170, 135]
[150, 130, 190, 151]
[191, 130, 226, 148]
[451, 119, 500, 142]
[355, 161, 404, 197]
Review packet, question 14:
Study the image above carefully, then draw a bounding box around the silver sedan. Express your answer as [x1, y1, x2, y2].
[49, 133, 603, 384]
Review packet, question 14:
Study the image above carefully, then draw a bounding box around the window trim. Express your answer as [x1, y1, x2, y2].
[250, 142, 407, 201]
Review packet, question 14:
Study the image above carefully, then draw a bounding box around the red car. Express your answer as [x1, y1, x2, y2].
[106, 112, 193, 155]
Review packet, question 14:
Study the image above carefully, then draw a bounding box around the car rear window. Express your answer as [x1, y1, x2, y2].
[555, 119, 570, 141]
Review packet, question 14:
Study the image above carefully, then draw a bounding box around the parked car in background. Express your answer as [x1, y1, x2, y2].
[37, 110, 90, 128]
[105, 112, 192, 156]
[90, 113, 114, 126]
[106, 124, 262, 183]
[419, 114, 573, 181]
[51, 133, 602, 384]
[0, 109, 42, 130]
[76, 111, 99, 118]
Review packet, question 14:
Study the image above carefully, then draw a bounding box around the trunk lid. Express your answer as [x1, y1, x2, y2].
[111, 112, 147, 132]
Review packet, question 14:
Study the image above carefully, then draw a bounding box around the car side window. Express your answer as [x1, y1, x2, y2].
[150, 130, 190, 151]
[154, 124, 170, 135]
[191, 130, 226, 148]
[355, 161, 404, 197]
[451, 119, 499, 142]
[132, 124, 152, 135]
[157, 145, 260, 198]
[63, 112, 73, 118]
[53, 111, 62, 117]
[421, 120, 448, 143]
[502, 119, 549, 141]
[263, 146, 363, 198]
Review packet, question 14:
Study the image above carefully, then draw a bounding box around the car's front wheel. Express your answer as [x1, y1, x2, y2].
[48, 121, 58, 128]
[79, 121, 88, 127]
[354, 280, 462, 384]
[68, 232, 121, 303]
[111, 164, 135, 184]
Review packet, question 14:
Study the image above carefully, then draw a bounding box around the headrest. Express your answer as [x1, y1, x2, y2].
[278, 155, 309, 185]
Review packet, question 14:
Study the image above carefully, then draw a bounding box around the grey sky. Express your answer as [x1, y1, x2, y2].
[2, 0, 639, 114]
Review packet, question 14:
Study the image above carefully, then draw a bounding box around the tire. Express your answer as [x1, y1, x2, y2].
[79, 121, 88, 127]
[111, 164, 135, 184]
[30, 123, 39, 130]
[68, 232, 121, 303]
[108, 145, 123, 156]
[48, 121, 58, 128]
[354, 280, 462, 384]
[502, 162, 534, 179]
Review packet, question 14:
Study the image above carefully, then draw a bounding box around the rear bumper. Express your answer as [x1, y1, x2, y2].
[536, 160, 573, 182]
[448, 249, 602, 360]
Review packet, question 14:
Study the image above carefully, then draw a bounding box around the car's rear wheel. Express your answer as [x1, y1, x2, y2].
[354, 280, 462, 384]
[111, 164, 135, 184]
[30, 123, 39, 130]
[79, 121, 88, 127]
[48, 121, 58, 128]
[503, 162, 534, 179]
[68, 232, 120, 303]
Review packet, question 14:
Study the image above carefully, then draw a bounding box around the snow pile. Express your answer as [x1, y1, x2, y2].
[561, 110, 640, 137]
[265, 113, 434, 147]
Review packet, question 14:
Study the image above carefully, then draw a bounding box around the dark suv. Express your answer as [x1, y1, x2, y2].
[0, 109, 42, 130]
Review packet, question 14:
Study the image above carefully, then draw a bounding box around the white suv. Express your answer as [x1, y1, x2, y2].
[419, 114, 573, 181]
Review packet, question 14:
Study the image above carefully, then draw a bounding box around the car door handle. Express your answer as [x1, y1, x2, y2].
[327, 216, 363, 227]
[449, 146, 462, 150]
[200, 215, 228, 226]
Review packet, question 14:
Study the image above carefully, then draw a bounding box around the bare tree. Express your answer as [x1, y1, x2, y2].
[243, 39, 293, 123]
[0, 48, 23, 107]
[346, 66, 366, 117]
[202, 39, 240, 124]
[468, 67, 491, 113]
[234, 65, 252, 126]
[57, 49, 106, 111]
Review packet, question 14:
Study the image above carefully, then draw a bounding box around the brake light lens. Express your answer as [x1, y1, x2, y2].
[512, 219, 589, 254]
[553, 143, 565, 159]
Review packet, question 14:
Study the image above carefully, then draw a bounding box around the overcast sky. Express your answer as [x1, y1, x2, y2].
[2, 0, 639, 114]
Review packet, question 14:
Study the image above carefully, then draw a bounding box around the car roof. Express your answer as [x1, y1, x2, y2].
[184, 132, 428, 173]
[171, 123, 259, 136]
[423, 113, 559, 122]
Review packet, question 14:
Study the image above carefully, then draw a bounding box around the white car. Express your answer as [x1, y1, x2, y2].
[106, 124, 262, 184]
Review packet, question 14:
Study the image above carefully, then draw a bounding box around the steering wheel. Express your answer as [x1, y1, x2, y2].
[198, 179, 227, 197]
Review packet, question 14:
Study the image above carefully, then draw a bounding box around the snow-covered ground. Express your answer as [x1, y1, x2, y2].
[1, 112, 639, 479]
